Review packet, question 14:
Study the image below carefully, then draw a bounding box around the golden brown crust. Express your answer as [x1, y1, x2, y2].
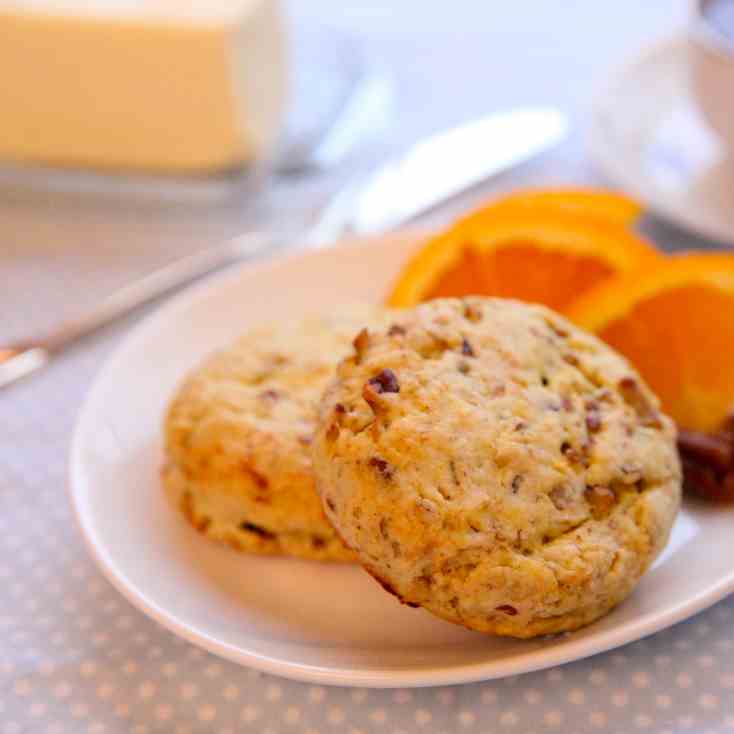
[163, 306, 390, 562]
[312, 297, 682, 636]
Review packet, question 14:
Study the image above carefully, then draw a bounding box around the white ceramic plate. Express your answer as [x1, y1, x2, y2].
[589, 34, 734, 244]
[71, 235, 734, 688]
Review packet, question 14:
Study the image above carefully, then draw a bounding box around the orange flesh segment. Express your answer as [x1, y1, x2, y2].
[598, 285, 734, 432]
[426, 244, 614, 312]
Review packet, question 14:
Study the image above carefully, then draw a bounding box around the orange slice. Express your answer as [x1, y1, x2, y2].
[567, 254, 734, 432]
[453, 188, 643, 231]
[387, 212, 659, 312]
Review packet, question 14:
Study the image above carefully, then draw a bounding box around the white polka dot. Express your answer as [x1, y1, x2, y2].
[481, 688, 498, 704]
[414, 709, 432, 726]
[96, 683, 114, 700]
[351, 689, 368, 704]
[524, 689, 542, 704]
[309, 686, 326, 703]
[197, 705, 217, 722]
[458, 711, 476, 727]
[589, 712, 607, 728]
[223, 684, 239, 701]
[369, 709, 387, 724]
[656, 694, 672, 709]
[284, 706, 300, 724]
[500, 711, 518, 726]
[139, 681, 156, 699]
[677, 672, 693, 688]
[635, 714, 652, 729]
[393, 690, 412, 704]
[567, 688, 585, 705]
[39, 661, 56, 676]
[79, 661, 97, 678]
[632, 671, 650, 688]
[180, 683, 199, 700]
[71, 703, 89, 719]
[240, 705, 260, 723]
[699, 693, 719, 709]
[53, 682, 72, 699]
[92, 634, 109, 648]
[29, 702, 47, 717]
[544, 711, 563, 727]
[156, 705, 173, 721]
[328, 707, 345, 725]
[13, 679, 31, 696]
[266, 684, 282, 702]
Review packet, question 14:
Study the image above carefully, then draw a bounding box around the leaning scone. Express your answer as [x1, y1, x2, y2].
[164, 306, 389, 562]
[312, 297, 681, 636]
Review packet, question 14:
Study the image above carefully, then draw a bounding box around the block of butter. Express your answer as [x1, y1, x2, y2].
[0, 0, 287, 174]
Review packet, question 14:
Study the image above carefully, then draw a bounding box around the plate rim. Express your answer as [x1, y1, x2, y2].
[587, 32, 733, 245]
[69, 235, 734, 688]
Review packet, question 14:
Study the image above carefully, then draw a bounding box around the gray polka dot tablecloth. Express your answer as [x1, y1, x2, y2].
[3, 1, 733, 731]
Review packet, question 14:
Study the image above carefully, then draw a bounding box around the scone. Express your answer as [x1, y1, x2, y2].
[164, 306, 389, 562]
[312, 297, 681, 636]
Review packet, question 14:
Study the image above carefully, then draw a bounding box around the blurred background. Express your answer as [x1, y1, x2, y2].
[2, 0, 692, 373]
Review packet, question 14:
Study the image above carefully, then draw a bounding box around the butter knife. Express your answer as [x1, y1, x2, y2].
[0, 107, 567, 389]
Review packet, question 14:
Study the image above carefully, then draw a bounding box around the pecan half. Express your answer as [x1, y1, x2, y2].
[461, 337, 476, 357]
[618, 377, 663, 429]
[369, 456, 394, 480]
[367, 368, 400, 394]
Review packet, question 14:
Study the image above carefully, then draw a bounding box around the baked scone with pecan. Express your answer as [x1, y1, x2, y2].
[163, 306, 390, 562]
[312, 297, 681, 636]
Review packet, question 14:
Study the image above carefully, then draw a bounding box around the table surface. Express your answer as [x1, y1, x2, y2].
[6, 1, 734, 733]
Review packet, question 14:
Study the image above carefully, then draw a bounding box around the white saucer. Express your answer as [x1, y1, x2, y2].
[70, 235, 734, 687]
[589, 34, 734, 244]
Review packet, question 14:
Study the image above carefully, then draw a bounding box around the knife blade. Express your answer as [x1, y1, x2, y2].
[0, 107, 567, 389]
[308, 107, 567, 244]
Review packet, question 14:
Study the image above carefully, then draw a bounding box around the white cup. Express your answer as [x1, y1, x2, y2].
[689, 0, 734, 151]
